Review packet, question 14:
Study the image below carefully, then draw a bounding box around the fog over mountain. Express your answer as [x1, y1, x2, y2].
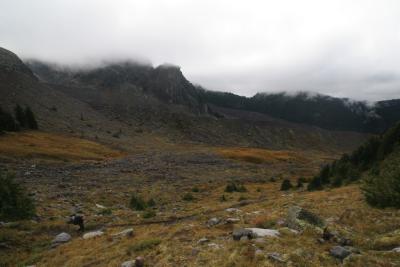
[1, 0, 400, 101]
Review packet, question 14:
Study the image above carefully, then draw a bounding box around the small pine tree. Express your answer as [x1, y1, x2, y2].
[0, 170, 35, 220]
[147, 198, 156, 207]
[14, 104, 26, 128]
[280, 179, 293, 191]
[24, 106, 38, 130]
[129, 194, 146, 211]
[0, 107, 18, 132]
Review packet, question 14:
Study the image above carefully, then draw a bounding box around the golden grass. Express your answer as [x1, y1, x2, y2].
[0, 131, 123, 161]
[215, 147, 307, 164]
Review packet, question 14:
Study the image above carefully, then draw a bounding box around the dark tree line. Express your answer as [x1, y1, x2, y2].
[308, 122, 400, 191]
[0, 104, 38, 133]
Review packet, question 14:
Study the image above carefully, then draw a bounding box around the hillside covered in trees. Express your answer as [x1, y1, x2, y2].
[308, 122, 400, 207]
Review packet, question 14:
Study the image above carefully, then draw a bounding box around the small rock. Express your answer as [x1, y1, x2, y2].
[121, 260, 135, 267]
[52, 232, 71, 244]
[135, 256, 144, 267]
[96, 203, 106, 209]
[225, 208, 241, 213]
[207, 217, 220, 227]
[197, 237, 209, 245]
[207, 242, 222, 249]
[392, 247, 400, 253]
[112, 228, 134, 238]
[225, 218, 240, 224]
[245, 228, 280, 238]
[83, 230, 104, 239]
[330, 246, 351, 260]
[268, 252, 285, 263]
[233, 228, 254, 241]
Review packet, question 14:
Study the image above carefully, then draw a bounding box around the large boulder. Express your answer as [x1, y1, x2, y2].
[232, 228, 279, 241]
[83, 230, 104, 239]
[286, 206, 325, 230]
[52, 232, 71, 245]
[233, 228, 254, 241]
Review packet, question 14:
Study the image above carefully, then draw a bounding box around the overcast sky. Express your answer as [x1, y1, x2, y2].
[1, 0, 400, 101]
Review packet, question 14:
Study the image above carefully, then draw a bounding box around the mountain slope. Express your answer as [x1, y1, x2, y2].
[0, 48, 127, 139]
[24, 58, 370, 151]
[201, 90, 400, 133]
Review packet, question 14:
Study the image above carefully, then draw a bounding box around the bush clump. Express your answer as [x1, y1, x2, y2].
[225, 182, 247, 193]
[280, 179, 293, 191]
[0, 171, 35, 220]
[142, 209, 156, 219]
[362, 152, 400, 208]
[129, 194, 146, 211]
[182, 193, 194, 201]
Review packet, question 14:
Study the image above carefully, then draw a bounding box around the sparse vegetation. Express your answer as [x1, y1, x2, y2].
[225, 181, 247, 193]
[192, 186, 199, 192]
[127, 238, 161, 253]
[182, 192, 194, 201]
[142, 209, 156, 218]
[0, 170, 35, 220]
[129, 194, 146, 211]
[147, 198, 156, 207]
[280, 179, 292, 191]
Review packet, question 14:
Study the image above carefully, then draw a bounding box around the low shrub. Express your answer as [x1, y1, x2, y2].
[129, 194, 146, 211]
[182, 193, 194, 201]
[280, 179, 293, 191]
[0, 170, 35, 220]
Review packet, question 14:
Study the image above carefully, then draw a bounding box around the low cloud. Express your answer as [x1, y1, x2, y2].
[1, 0, 400, 101]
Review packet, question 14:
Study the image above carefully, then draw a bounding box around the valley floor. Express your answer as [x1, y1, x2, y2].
[0, 131, 400, 266]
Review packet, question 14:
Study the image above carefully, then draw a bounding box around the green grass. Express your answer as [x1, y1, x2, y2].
[127, 238, 161, 253]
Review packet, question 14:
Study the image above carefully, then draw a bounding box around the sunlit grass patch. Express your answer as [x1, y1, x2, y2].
[0, 131, 123, 161]
[215, 147, 306, 164]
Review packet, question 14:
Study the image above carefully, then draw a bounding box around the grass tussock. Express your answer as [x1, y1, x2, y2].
[127, 238, 161, 253]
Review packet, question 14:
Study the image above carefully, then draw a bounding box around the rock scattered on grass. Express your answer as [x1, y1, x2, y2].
[392, 247, 400, 252]
[83, 230, 104, 239]
[225, 218, 240, 224]
[112, 228, 134, 238]
[51, 232, 71, 247]
[330, 246, 351, 260]
[233, 228, 254, 241]
[245, 228, 280, 238]
[268, 252, 286, 263]
[207, 217, 220, 227]
[121, 260, 135, 267]
[197, 237, 209, 245]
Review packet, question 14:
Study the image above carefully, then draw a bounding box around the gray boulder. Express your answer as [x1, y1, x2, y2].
[245, 228, 280, 238]
[330, 246, 351, 260]
[52, 232, 71, 244]
[121, 260, 135, 267]
[233, 228, 254, 241]
[207, 217, 221, 227]
[392, 247, 400, 253]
